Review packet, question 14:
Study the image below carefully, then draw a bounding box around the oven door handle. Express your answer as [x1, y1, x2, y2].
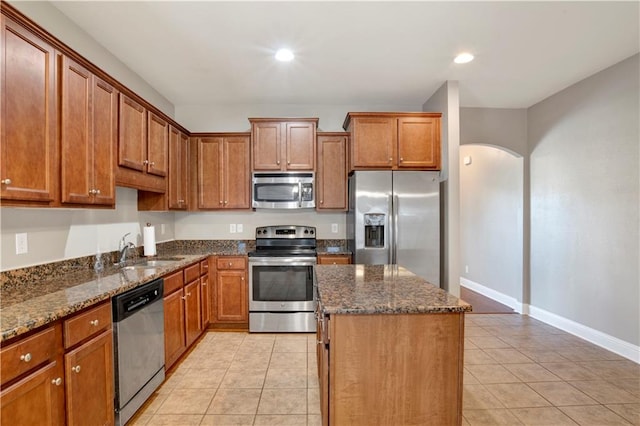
[298, 182, 303, 208]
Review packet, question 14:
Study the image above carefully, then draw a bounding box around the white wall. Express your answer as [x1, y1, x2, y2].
[176, 103, 420, 132]
[460, 108, 527, 156]
[0, 188, 175, 271]
[10, 1, 175, 117]
[460, 145, 523, 306]
[423, 81, 460, 296]
[529, 54, 639, 347]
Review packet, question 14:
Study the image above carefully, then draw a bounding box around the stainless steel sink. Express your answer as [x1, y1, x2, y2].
[122, 257, 183, 270]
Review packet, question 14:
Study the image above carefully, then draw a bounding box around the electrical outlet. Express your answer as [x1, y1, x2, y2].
[160, 224, 165, 235]
[331, 223, 338, 233]
[465, 265, 469, 274]
[230, 224, 236, 233]
[16, 233, 28, 255]
[237, 224, 243, 233]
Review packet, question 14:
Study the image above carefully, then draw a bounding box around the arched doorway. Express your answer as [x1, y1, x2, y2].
[459, 144, 524, 312]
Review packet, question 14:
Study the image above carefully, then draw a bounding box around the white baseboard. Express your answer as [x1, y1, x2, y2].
[460, 278, 640, 364]
[460, 278, 523, 313]
[528, 305, 640, 364]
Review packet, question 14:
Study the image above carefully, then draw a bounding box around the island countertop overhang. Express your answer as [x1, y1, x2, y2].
[315, 264, 472, 315]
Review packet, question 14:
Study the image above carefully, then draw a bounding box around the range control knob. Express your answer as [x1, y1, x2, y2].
[304, 229, 309, 234]
[310, 229, 315, 235]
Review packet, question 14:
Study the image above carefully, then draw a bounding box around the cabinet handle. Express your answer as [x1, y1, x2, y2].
[178, 199, 185, 203]
[320, 200, 323, 204]
[224, 201, 228, 205]
[241, 277, 245, 281]
[72, 365, 81, 373]
[150, 162, 155, 167]
[276, 160, 280, 165]
[400, 158, 404, 162]
[90, 319, 99, 326]
[187, 292, 191, 297]
[143, 160, 149, 165]
[219, 200, 223, 204]
[51, 377, 62, 386]
[389, 157, 393, 162]
[20, 353, 32, 362]
[89, 189, 95, 195]
[228, 262, 232, 267]
[95, 189, 101, 195]
[1, 178, 11, 185]
[287, 161, 290, 165]
[181, 296, 187, 300]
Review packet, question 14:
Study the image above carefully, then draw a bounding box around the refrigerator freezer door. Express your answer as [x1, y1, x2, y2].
[393, 171, 440, 286]
[351, 171, 392, 265]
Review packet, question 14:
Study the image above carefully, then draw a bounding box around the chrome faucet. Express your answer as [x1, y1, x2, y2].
[118, 233, 136, 266]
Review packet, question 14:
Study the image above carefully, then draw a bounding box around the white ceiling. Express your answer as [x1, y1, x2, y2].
[51, 1, 639, 109]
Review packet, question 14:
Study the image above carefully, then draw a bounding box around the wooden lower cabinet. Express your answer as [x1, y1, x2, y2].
[163, 261, 209, 370]
[64, 329, 113, 426]
[211, 256, 248, 327]
[184, 279, 202, 348]
[317, 254, 351, 265]
[0, 360, 65, 425]
[317, 312, 465, 425]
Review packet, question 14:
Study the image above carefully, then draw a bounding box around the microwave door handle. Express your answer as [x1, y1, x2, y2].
[298, 182, 302, 208]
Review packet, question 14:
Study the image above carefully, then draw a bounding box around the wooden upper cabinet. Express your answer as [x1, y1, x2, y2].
[250, 118, 317, 171]
[147, 111, 168, 177]
[116, 94, 167, 192]
[344, 112, 442, 171]
[0, 16, 58, 204]
[168, 126, 188, 210]
[196, 134, 250, 210]
[317, 132, 348, 211]
[118, 94, 146, 172]
[60, 55, 117, 206]
[397, 116, 441, 169]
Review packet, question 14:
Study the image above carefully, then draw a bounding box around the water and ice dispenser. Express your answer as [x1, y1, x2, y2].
[364, 213, 385, 248]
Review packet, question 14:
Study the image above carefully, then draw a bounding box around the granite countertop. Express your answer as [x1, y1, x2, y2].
[315, 264, 472, 315]
[0, 249, 246, 343]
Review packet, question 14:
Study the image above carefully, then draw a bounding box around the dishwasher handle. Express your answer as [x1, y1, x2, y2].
[113, 278, 164, 322]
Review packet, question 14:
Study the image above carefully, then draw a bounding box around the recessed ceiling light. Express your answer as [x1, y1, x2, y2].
[454, 52, 474, 64]
[275, 48, 294, 62]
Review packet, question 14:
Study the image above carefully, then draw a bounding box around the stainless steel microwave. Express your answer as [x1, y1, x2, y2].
[252, 172, 315, 209]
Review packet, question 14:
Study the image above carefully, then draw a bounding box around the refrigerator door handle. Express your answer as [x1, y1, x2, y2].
[393, 194, 399, 264]
[388, 194, 394, 264]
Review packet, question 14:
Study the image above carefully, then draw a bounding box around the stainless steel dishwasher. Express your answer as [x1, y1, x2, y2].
[112, 278, 165, 426]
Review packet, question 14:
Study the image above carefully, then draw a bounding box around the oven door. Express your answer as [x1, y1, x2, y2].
[248, 256, 317, 312]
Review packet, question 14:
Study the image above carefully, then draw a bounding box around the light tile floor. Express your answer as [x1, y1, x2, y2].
[132, 314, 640, 425]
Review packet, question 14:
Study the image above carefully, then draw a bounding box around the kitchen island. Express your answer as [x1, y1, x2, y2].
[314, 264, 471, 426]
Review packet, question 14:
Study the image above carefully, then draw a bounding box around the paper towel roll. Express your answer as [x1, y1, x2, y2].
[143, 225, 156, 256]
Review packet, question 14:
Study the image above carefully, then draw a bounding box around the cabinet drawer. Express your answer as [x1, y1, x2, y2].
[1, 325, 60, 385]
[217, 257, 246, 270]
[317, 255, 351, 265]
[200, 259, 209, 276]
[164, 270, 184, 296]
[184, 263, 200, 284]
[63, 302, 112, 349]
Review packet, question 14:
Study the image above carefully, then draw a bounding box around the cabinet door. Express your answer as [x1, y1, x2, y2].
[147, 111, 168, 177]
[1, 17, 57, 203]
[351, 117, 396, 169]
[197, 136, 224, 209]
[215, 270, 247, 322]
[0, 361, 65, 425]
[224, 136, 251, 209]
[91, 78, 117, 205]
[285, 121, 315, 170]
[200, 274, 210, 328]
[397, 116, 440, 169]
[184, 280, 202, 347]
[60, 56, 92, 205]
[252, 121, 282, 170]
[164, 289, 186, 370]
[64, 329, 114, 426]
[118, 94, 146, 172]
[168, 126, 188, 209]
[317, 134, 347, 210]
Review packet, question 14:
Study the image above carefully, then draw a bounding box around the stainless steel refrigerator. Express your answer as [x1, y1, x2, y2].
[347, 171, 440, 286]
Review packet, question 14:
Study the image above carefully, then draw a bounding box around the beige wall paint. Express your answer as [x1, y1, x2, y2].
[529, 54, 639, 346]
[0, 188, 175, 271]
[423, 81, 460, 296]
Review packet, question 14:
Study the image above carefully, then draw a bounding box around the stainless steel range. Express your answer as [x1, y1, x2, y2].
[248, 225, 317, 332]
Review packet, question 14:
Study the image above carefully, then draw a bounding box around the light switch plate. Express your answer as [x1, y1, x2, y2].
[331, 223, 338, 233]
[230, 224, 236, 233]
[237, 224, 243, 233]
[16, 233, 28, 254]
